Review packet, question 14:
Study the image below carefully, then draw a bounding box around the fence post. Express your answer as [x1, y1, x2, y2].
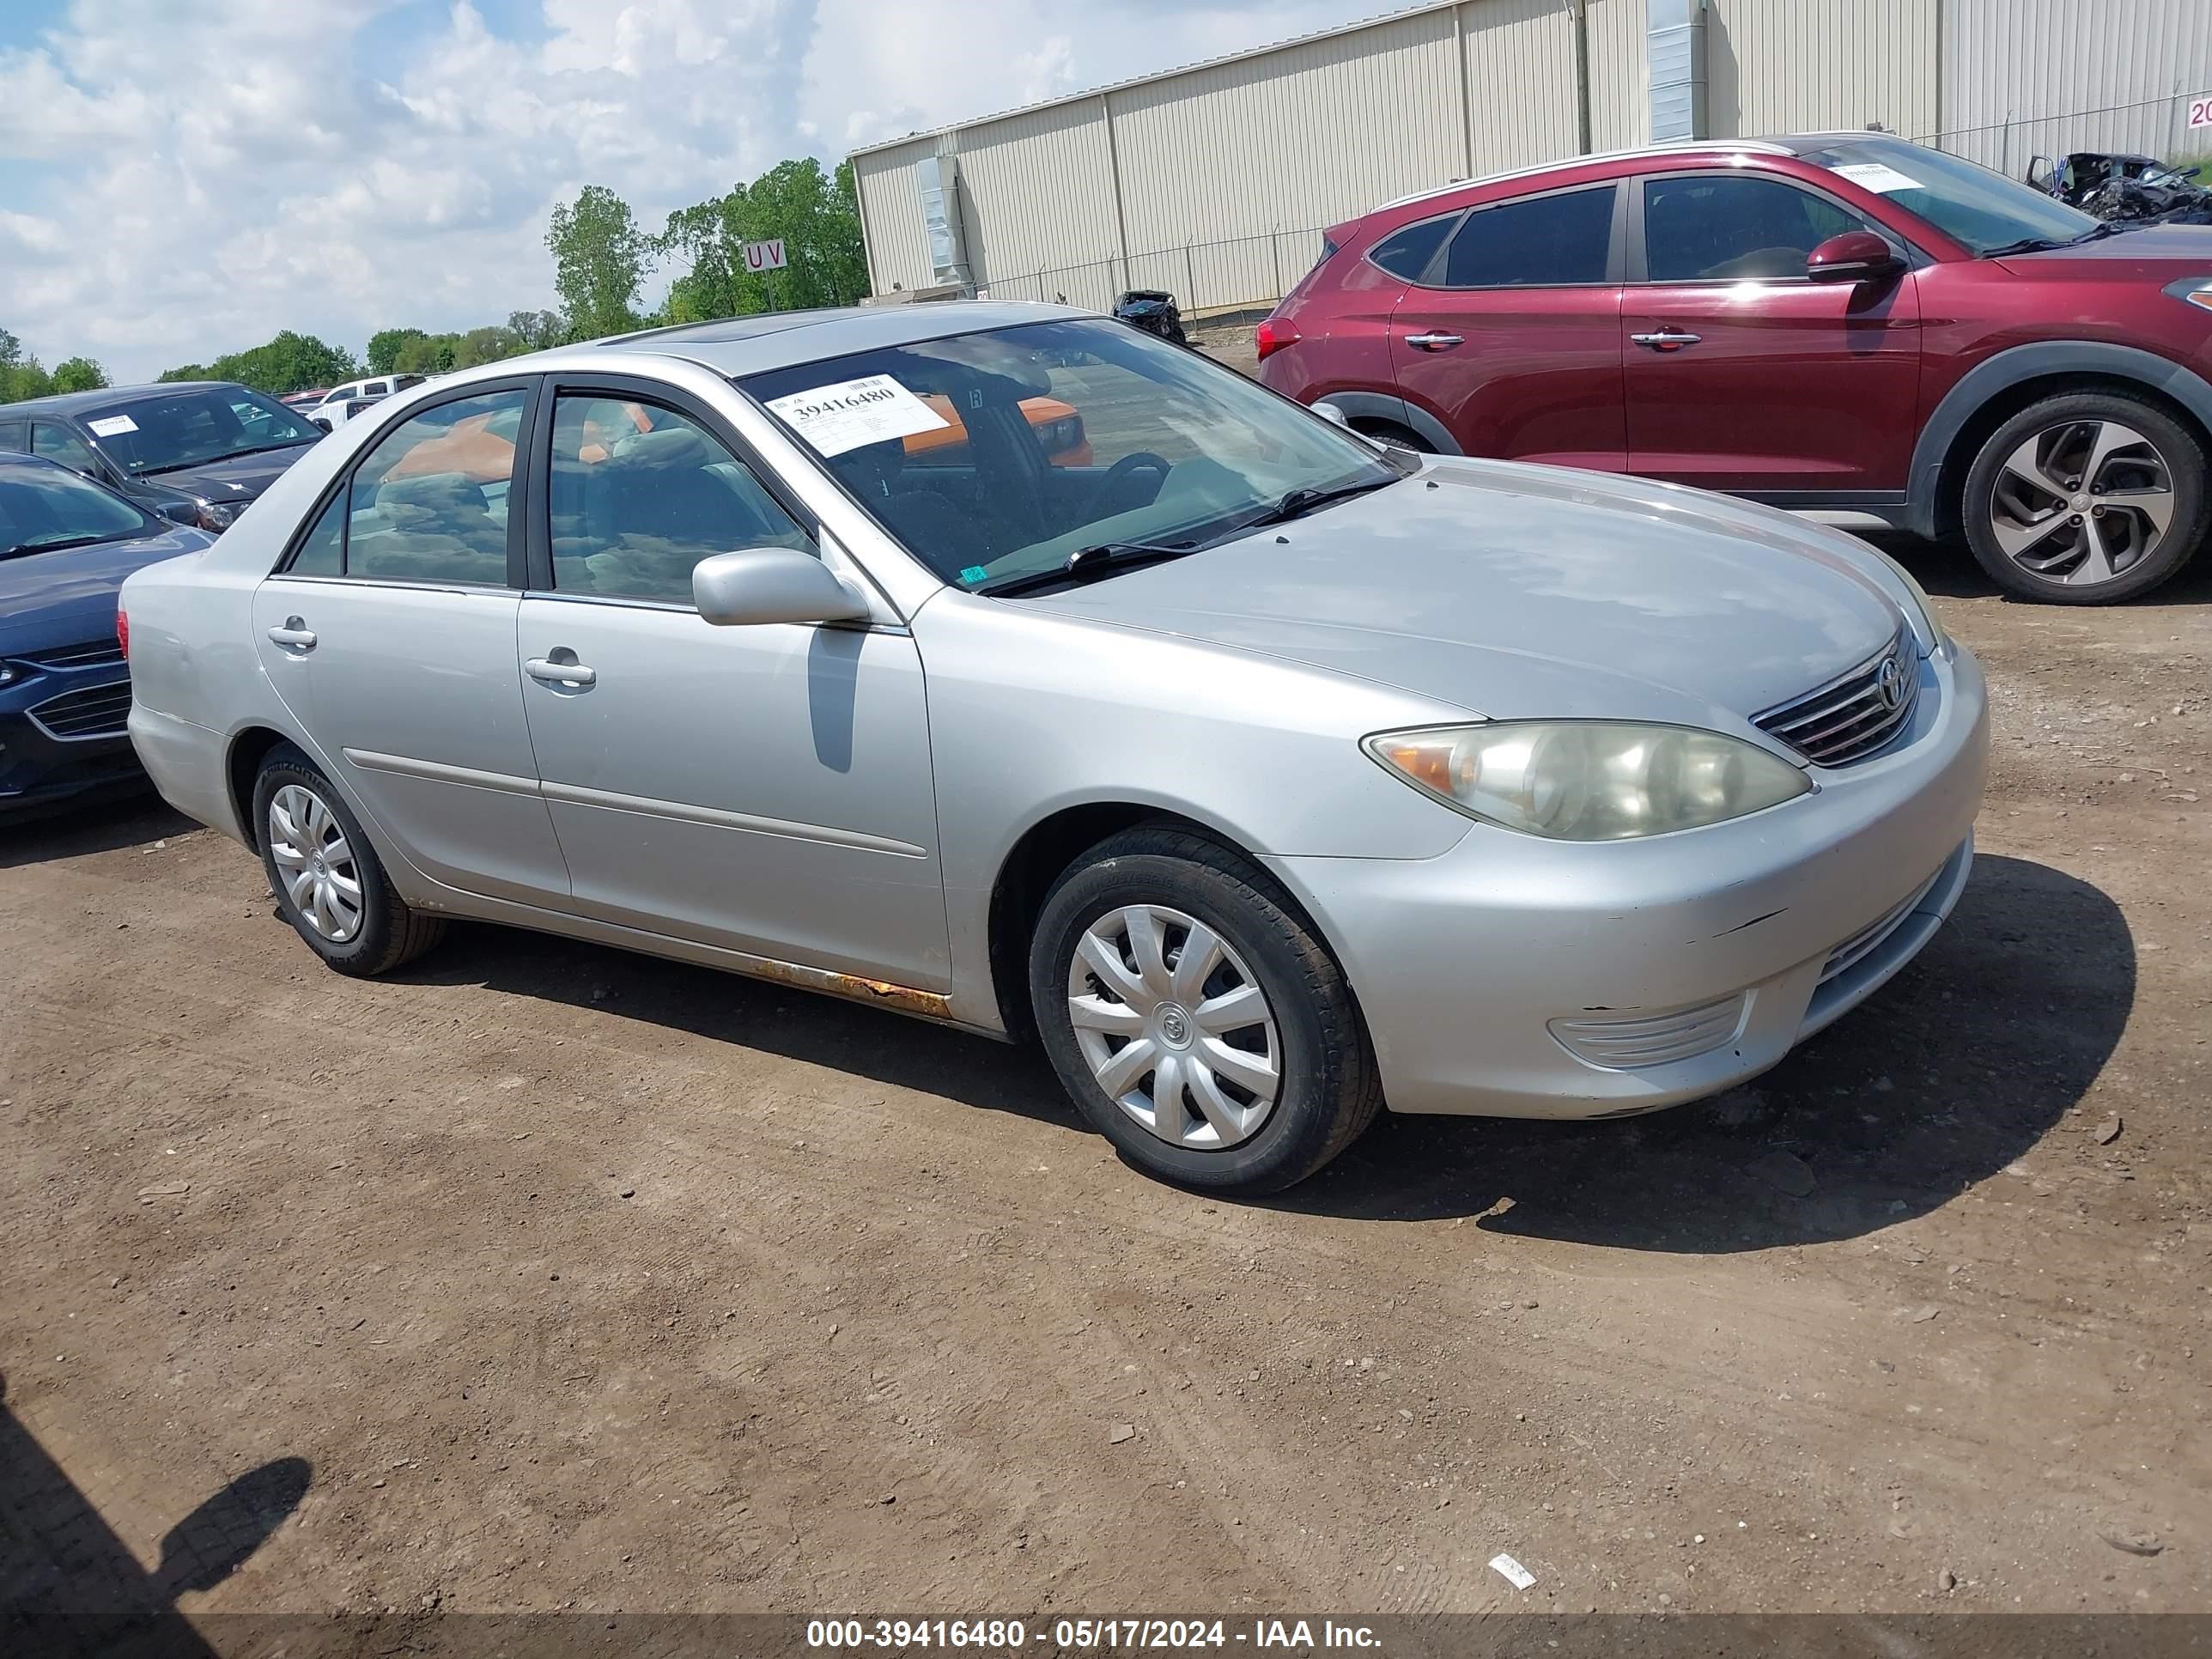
[1184, 243, 1197, 310]
[1271, 231, 1283, 301]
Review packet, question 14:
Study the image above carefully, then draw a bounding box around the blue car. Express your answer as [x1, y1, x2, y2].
[1, 452, 213, 820]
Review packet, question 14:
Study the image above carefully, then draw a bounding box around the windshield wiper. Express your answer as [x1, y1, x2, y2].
[1, 533, 108, 559]
[1982, 222, 2124, 258]
[979, 538, 1201, 598]
[1227, 474, 1398, 532]
[135, 440, 307, 477]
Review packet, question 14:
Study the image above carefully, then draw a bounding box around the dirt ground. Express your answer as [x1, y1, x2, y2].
[3, 385, 2209, 1635]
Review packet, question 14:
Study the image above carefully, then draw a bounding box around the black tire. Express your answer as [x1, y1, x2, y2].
[1960, 390, 2206, 604]
[1028, 825, 1382, 1194]
[252, 743, 444, 976]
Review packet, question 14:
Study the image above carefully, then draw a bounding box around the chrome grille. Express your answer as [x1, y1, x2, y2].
[28, 680, 133, 740]
[27, 638, 126, 671]
[1753, 628, 1919, 767]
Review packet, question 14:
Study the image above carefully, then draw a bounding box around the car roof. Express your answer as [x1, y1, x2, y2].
[1, 380, 237, 417]
[469, 301, 1098, 383]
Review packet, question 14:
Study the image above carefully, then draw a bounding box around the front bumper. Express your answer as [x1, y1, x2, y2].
[1267, 642, 1990, 1119]
[0, 667, 146, 818]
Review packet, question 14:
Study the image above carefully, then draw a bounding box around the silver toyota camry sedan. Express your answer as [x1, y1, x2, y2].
[121, 303, 1987, 1193]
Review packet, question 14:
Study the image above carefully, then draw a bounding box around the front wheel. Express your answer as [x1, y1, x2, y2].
[1029, 826, 1382, 1194]
[1960, 392, 2205, 603]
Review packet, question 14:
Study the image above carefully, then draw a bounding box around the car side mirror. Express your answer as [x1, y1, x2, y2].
[1806, 230, 1904, 285]
[693, 546, 872, 628]
[1312, 400, 1352, 430]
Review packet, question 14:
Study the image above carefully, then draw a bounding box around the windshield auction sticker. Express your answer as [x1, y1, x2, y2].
[87, 414, 140, 436]
[1830, 161, 1921, 194]
[767, 374, 950, 458]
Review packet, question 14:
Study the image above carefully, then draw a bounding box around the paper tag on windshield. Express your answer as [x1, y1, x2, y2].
[87, 415, 139, 437]
[1831, 161, 1920, 194]
[766, 374, 949, 458]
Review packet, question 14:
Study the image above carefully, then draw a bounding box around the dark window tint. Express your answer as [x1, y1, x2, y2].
[290, 491, 343, 575]
[32, 420, 100, 477]
[344, 389, 524, 585]
[1441, 187, 1614, 288]
[1368, 216, 1456, 281]
[0, 422, 26, 453]
[1644, 175, 1874, 281]
[548, 395, 811, 604]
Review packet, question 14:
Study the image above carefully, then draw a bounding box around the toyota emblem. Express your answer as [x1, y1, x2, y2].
[1875, 654, 1906, 713]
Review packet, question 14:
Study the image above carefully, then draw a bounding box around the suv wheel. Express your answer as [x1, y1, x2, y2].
[253, 744, 445, 975]
[1029, 826, 1382, 1194]
[1961, 392, 2205, 604]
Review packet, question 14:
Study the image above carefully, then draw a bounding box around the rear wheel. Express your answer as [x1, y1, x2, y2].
[1029, 826, 1382, 1194]
[1960, 391, 2204, 603]
[252, 744, 444, 976]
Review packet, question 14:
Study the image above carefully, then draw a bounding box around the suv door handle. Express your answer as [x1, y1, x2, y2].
[265, 617, 316, 651]
[1631, 330, 1703, 352]
[524, 653, 597, 689]
[1404, 332, 1464, 351]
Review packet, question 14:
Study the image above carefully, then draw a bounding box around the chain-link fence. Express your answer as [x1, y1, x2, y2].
[979, 227, 1329, 320]
[1915, 91, 2212, 177]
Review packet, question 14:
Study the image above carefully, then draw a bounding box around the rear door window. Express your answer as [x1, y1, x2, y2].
[329, 388, 528, 585]
[1438, 186, 1616, 289]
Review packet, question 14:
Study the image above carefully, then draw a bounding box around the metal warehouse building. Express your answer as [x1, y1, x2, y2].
[852, 0, 2212, 316]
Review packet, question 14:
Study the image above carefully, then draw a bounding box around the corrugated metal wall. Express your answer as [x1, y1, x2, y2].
[1936, 0, 2212, 173]
[1704, 0, 1939, 140]
[850, 0, 2212, 305]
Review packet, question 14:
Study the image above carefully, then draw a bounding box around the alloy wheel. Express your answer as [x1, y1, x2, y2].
[1987, 418, 2178, 587]
[1065, 904, 1281, 1150]
[267, 783, 364, 943]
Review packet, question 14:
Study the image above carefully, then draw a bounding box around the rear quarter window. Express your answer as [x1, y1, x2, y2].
[1367, 216, 1458, 282]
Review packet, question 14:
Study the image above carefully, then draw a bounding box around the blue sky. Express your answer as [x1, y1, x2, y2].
[0, 0, 1393, 381]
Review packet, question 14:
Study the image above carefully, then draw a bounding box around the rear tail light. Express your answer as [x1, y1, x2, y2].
[1255, 317, 1301, 362]
[116, 609, 129, 659]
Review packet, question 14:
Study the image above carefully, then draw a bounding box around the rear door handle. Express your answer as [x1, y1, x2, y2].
[1631, 330, 1703, 352]
[265, 618, 316, 651]
[525, 654, 597, 689]
[1404, 332, 1464, 351]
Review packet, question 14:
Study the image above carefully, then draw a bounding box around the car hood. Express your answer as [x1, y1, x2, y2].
[1018, 460, 1906, 727]
[131, 444, 315, 502]
[1996, 222, 2212, 270]
[0, 524, 213, 656]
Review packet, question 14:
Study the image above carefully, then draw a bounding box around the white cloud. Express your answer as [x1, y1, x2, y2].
[0, 0, 1387, 381]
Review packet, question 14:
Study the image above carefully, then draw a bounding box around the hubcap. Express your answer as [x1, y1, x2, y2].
[1988, 418, 2176, 586]
[267, 783, 364, 943]
[1066, 904, 1281, 1151]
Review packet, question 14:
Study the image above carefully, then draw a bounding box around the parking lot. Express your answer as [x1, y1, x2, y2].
[3, 483, 2207, 1621]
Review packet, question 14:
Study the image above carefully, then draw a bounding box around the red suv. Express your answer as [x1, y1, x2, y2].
[1258, 134, 2212, 604]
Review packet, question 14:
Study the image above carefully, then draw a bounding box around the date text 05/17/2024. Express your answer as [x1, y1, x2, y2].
[805, 1619, 1385, 1650]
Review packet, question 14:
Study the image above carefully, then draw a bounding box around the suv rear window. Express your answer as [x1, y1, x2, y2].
[1438, 186, 1615, 288]
[1367, 216, 1456, 282]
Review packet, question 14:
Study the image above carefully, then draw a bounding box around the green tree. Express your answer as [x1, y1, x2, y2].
[49, 356, 109, 394]
[367, 327, 430, 375]
[547, 185, 649, 342]
[507, 309, 567, 351]
[155, 363, 212, 383]
[1, 325, 54, 403]
[155, 331, 356, 395]
[655, 158, 869, 325]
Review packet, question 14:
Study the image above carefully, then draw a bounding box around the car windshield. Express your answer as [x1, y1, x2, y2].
[81, 387, 321, 477]
[1799, 137, 2102, 254]
[738, 318, 1407, 593]
[0, 461, 158, 558]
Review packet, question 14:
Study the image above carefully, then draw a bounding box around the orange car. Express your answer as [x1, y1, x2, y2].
[906, 394, 1092, 467]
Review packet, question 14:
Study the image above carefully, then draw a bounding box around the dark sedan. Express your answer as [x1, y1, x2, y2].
[1, 452, 213, 819]
[0, 381, 324, 534]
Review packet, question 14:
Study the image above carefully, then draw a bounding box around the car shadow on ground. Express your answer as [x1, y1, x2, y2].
[0, 795, 191, 871]
[0, 1372, 308, 1656]
[410, 852, 2125, 1254]
[1866, 529, 2212, 605]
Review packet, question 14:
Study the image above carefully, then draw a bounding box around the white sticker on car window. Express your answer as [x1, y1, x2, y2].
[766, 374, 950, 458]
[1831, 161, 1921, 194]
[87, 415, 139, 437]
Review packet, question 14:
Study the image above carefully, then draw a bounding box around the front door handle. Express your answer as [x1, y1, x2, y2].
[524, 653, 597, 689]
[1404, 331, 1464, 351]
[266, 617, 316, 651]
[1631, 330, 1704, 352]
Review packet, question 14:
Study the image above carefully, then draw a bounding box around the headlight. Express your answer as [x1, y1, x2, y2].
[195, 499, 246, 532]
[0, 663, 15, 686]
[1364, 721, 1811, 841]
